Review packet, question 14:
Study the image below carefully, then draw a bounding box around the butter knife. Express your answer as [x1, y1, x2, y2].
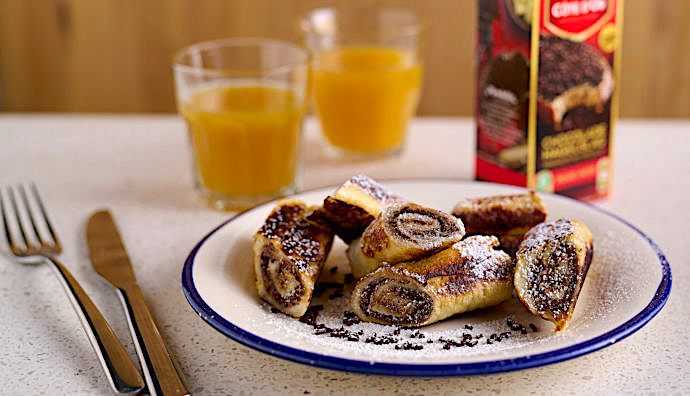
[87, 210, 189, 396]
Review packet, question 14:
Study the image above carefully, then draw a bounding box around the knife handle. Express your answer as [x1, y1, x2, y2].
[116, 285, 189, 396]
[46, 256, 144, 394]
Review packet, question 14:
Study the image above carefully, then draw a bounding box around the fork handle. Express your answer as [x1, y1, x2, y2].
[45, 256, 145, 394]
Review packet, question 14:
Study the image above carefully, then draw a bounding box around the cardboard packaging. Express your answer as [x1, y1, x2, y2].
[476, 0, 623, 199]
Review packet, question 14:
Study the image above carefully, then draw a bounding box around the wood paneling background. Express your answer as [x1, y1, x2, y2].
[1, 0, 688, 117]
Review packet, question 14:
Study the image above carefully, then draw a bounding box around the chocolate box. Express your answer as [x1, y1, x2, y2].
[476, 0, 623, 199]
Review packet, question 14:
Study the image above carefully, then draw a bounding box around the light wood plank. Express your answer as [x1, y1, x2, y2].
[0, 0, 688, 117]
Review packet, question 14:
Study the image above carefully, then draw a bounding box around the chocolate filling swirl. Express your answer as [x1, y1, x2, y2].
[351, 203, 466, 278]
[387, 204, 464, 245]
[359, 279, 434, 326]
[514, 218, 593, 331]
[260, 245, 305, 306]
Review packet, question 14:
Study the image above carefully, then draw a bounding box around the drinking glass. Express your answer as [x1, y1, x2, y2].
[300, 6, 424, 157]
[173, 38, 308, 210]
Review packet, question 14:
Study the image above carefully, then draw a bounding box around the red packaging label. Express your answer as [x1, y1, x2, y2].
[546, 0, 610, 35]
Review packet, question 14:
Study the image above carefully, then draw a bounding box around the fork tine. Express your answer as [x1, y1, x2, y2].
[0, 189, 14, 249]
[30, 184, 61, 253]
[18, 184, 45, 249]
[7, 186, 30, 252]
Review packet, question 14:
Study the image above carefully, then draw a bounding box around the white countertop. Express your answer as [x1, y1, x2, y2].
[1, 115, 688, 395]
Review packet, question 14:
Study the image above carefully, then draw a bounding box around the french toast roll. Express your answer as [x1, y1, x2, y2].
[452, 192, 547, 255]
[306, 175, 404, 243]
[514, 218, 593, 332]
[350, 236, 513, 327]
[253, 199, 334, 318]
[347, 202, 465, 278]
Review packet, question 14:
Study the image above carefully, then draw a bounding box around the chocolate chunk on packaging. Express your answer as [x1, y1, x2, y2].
[476, 0, 623, 200]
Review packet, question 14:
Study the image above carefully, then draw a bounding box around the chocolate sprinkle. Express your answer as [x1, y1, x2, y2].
[343, 311, 361, 326]
[298, 305, 324, 326]
[395, 342, 424, 351]
[313, 282, 343, 298]
[364, 333, 399, 345]
[328, 289, 344, 300]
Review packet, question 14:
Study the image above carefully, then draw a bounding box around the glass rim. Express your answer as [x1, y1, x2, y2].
[298, 6, 426, 40]
[172, 37, 309, 77]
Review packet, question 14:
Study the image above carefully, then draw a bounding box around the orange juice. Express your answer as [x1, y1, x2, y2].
[312, 46, 422, 153]
[181, 85, 303, 197]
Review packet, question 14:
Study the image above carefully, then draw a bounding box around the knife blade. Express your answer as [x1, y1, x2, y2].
[87, 210, 189, 396]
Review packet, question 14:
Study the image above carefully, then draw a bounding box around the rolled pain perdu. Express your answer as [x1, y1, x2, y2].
[351, 236, 513, 327]
[306, 174, 404, 243]
[514, 218, 593, 332]
[452, 192, 547, 255]
[253, 199, 334, 318]
[347, 202, 465, 279]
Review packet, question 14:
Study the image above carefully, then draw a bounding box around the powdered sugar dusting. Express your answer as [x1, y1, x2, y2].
[573, 229, 646, 328]
[348, 174, 404, 204]
[247, 222, 652, 362]
[453, 235, 512, 280]
[258, 277, 551, 360]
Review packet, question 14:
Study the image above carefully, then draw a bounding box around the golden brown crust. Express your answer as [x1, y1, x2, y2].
[513, 218, 593, 331]
[351, 236, 513, 327]
[452, 192, 547, 233]
[308, 175, 404, 243]
[347, 203, 465, 278]
[254, 199, 334, 317]
[257, 199, 332, 268]
[452, 192, 547, 255]
[306, 197, 375, 243]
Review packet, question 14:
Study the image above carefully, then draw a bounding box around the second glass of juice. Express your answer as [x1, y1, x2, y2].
[300, 7, 424, 157]
[173, 38, 308, 210]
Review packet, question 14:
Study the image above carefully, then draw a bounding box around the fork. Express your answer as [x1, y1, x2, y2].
[0, 184, 144, 395]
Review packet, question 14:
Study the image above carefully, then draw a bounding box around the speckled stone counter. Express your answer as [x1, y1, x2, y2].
[0, 115, 688, 395]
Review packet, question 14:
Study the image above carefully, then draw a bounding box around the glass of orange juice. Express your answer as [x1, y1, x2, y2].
[300, 7, 424, 157]
[173, 38, 308, 210]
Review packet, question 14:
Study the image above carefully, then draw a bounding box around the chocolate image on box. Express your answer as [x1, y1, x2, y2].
[537, 35, 613, 130]
[480, 51, 530, 132]
[559, 104, 611, 132]
[479, 52, 529, 142]
[497, 143, 528, 171]
[504, 0, 533, 32]
[478, 0, 500, 60]
[478, 50, 530, 169]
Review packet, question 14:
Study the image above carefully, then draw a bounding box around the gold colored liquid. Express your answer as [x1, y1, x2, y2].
[312, 46, 422, 153]
[181, 85, 303, 197]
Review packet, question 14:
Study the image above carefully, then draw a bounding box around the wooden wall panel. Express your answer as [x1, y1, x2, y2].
[0, 0, 688, 117]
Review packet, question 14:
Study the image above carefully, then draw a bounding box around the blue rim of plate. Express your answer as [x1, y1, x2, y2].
[181, 180, 672, 376]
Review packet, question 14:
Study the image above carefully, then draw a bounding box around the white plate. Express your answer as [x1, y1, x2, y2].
[182, 180, 671, 376]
